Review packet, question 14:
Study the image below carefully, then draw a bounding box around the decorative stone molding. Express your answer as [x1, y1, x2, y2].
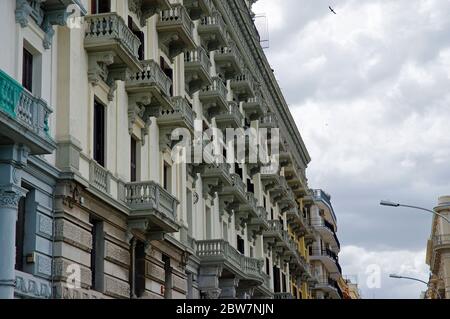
[104, 276, 130, 299]
[15, 271, 52, 299]
[53, 283, 109, 299]
[53, 259, 92, 288]
[105, 241, 130, 268]
[128, 0, 162, 27]
[145, 260, 165, 283]
[54, 219, 93, 252]
[37, 213, 53, 238]
[0, 185, 25, 209]
[15, 0, 79, 49]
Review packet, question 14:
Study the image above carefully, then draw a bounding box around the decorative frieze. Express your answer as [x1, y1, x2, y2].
[15, 271, 52, 299]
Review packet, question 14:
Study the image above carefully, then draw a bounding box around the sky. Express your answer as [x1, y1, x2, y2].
[252, 0, 450, 299]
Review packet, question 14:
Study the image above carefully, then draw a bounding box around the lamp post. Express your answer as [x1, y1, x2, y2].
[380, 200, 450, 224]
[389, 274, 442, 299]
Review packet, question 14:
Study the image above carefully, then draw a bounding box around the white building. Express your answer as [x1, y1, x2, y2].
[0, 0, 338, 299]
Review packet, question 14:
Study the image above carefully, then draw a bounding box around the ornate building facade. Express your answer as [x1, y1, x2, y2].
[0, 0, 346, 299]
[426, 196, 450, 299]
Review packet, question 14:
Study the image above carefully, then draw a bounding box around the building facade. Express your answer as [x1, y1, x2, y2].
[0, 0, 345, 299]
[426, 195, 450, 299]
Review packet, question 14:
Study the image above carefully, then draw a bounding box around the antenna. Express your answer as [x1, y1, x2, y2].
[254, 14, 269, 49]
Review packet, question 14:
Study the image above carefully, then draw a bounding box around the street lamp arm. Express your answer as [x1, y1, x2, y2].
[397, 204, 450, 224]
[390, 275, 442, 299]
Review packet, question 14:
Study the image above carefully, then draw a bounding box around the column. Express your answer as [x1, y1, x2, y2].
[0, 144, 29, 299]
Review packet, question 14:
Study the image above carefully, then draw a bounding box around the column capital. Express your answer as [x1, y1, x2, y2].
[0, 185, 27, 209]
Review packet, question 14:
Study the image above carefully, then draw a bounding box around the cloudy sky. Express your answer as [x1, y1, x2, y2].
[253, 0, 450, 298]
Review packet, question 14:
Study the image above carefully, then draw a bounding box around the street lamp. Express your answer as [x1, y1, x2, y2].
[389, 274, 442, 299]
[380, 200, 450, 224]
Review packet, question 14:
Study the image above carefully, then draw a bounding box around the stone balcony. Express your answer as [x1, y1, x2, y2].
[314, 277, 343, 299]
[286, 206, 308, 236]
[156, 96, 196, 132]
[243, 90, 268, 121]
[120, 180, 180, 234]
[230, 69, 256, 101]
[248, 206, 270, 238]
[15, 0, 86, 49]
[310, 248, 342, 275]
[196, 240, 265, 286]
[128, 0, 171, 26]
[259, 112, 279, 131]
[198, 10, 228, 51]
[199, 77, 228, 117]
[220, 173, 247, 207]
[278, 188, 297, 213]
[214, 101, 244, 129]
[311, 218, 340, 252]
[0, 70, 56, 155]
[195, 161, 232, 198]
[84, 13, 142, 99]
[263, 220, 283, 249]
[261, 167, 283, 192]
[157, 5, 195, 60]
[215, 41, 243, 80]
[184, 0, 213, 20]
[126, 59, 173, 138]
[184, 47, 212, 95]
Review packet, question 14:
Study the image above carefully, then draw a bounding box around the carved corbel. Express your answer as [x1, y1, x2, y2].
[88, 52, 115, 85]
[15, 0, 33, 28]
[107, 66, 132, 101]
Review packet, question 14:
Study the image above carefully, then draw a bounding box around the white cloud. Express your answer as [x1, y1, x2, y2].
[254, 0, 450, 298]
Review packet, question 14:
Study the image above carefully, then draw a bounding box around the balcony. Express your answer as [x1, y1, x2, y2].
[199, 77, 228, 117]
[198, 11, 227, 51]
[157, 5, 195, 60]
[310, 248, 342, 275]
[313, 189, 337, 224]
[230, 69, 256, 101]
[278, 188, 297, 212]
[263, 220, 283, 249]
[243, 90, 267, 121]
[156, 96, 196, 133]
[219, 173, 247, 215]
[215, 41, 243, 80]
[0, 70, 55, 154]
[121, 181, 180, 234]
[286, 206, 308, 235]
[259, 112, 279, 132]
[84, 13, 142, 98]
[184, 0, 213, 20]
[311, 218, 340, 251]
[126, 60, 173, 136]
[128, 0, 171, 26]
[184, 47, 212, 95]
[314, 277, 343, 299]
[196, 161, 232, 197]
[248, 206, 270, 235]
[197, 240, 265, 285]
[214, 101, 244, 129]
[15, 0, 86, 49]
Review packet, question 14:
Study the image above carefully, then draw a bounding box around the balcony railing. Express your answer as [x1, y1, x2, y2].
[311, 248, 342, 274]
[157, 5, 195, 58]
[89, 160, 110, 194]
[199, 77, 228, 115]
[197, 240, 264, 282]
[127, 60, 172, 97]
[121, 180, 179, 233]
[184, 0, 212, 20]
[231, 69, 255, 100]
[0, 70, 54, 154]
[315, 276, 343, 299]
[260, 113, 279, 130]
[184, 47, 212, 94]
[215, 101, 244, 129]
[198, 11, 227, 50]
[84, 13, 140, 59]
[243, 91, 267, 121]
[313, 189, 337, 223]
[215, 41, 243, 79]
[156, 96, 196, 131]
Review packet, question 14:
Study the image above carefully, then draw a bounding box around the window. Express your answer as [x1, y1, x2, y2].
[91, 0, 110, 14]
[163, 162, 172, 192]
[15, 196, 26, 271]
[273, 266, 281, 293]
[247, 179, 254, 193]
[131, 137, 137, 182]
[94, 99, 106, 167]
[162, 254, 172, 299]
[134, 240, 146, 297]
[270, 208, 274, 220]
[282, 273, 287, 292]
[235, 163, 243, 179]
[265, 258, 270, 275]
[90, 218, 104, 292]
[22, 48, 33, 92]
[237, 235, 245, 255]
[128, 17, 145, 60]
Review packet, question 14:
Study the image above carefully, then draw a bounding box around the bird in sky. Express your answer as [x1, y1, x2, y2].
[329, 6, 337, 14]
